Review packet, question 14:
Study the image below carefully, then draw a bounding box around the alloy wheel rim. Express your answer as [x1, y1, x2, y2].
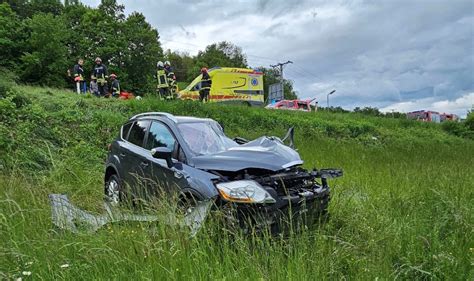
[107, 179, 120, 205]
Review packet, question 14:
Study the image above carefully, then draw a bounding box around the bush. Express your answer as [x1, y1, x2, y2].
[465, 111, 474, 131]
[0, 77, 15, 99]
[11, 92, 31, 108]
[441, 121, 466, 137]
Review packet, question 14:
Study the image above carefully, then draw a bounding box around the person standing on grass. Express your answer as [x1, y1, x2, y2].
[164, 61, 177, 98]
[109, 74, 120, 98]
[199, 67, 211, 102]
[156, 61, 169, 99]
[73, 59, 87, 94]
[91, 57, 108, 97]
[90, 78, 99, 97]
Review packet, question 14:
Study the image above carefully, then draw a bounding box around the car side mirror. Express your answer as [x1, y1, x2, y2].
[151, 147, 173, 168]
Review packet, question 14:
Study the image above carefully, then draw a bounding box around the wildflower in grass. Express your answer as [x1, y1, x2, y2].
[60, 264, 70, 269]
[22, 271, 32, 276]
[24, 261, 33, 266]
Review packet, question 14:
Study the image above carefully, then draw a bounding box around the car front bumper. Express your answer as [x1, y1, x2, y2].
[219, 183, 331, 233]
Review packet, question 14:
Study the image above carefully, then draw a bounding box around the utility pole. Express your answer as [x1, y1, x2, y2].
[326, 89, 336, 108]
[270, 60, 292, 100]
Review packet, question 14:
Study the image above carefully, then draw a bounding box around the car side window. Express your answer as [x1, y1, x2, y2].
[145, 121, 176, 151]
[121, 122, 133, 139]
[127, 120, 150, 147]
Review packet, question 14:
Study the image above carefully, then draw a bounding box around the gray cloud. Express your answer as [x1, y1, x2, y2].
[82, 0, 474, 116]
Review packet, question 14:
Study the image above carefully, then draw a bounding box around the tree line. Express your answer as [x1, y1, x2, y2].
[0, 0, 297, 99]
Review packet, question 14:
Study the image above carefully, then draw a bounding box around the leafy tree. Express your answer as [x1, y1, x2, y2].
[324, 106, 350, 113]
[383, 111, 406, 119]
[121, 12, 162, 94]
[61, 2, 161, 94]
[0, 3, 24, 68]
[164, 50, 194, 82]
[464, 109, 474, 133]
[0, 0, 31, 18]
[75, 2, 126, 84]
[29, 0, 62, 16]
[20, 13, 68, 86]
[99, 0, 125, 21]
[64, 0, 80, 6]
[354, 106, 382, 116]
[191, 41, 248, 78]
[255, 67, 298, 101]
[62, 2, 90, 67]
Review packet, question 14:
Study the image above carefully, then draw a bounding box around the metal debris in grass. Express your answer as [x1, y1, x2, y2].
[49, 194, 211, 237]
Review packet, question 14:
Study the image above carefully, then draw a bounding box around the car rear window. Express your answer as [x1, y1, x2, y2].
[127, 120, 150, 147]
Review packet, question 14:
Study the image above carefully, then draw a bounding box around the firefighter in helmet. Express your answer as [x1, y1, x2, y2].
[91, 57, 108, 97]
[109, 74, 120, 98]
[156, 61, 169, 99]
[73, 58, 86, 94]
[199, 67, 211, 102]
[164, 61, 177, 98]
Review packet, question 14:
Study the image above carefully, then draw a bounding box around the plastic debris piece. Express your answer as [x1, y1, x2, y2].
[49, 194, 211, 237]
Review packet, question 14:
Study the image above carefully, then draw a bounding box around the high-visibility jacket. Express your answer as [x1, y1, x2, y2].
[157, 69, 168, 88]
[201, 72, 211, 90]
[92, 64, 108, 85]
[73, 64, 84, 81]
[165, 66, 176, 85]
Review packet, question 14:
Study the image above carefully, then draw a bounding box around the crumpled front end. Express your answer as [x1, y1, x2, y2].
[214, 167, 343, 233]
[192, 136, 303, 172]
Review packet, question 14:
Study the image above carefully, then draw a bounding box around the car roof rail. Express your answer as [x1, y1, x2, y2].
[129, 112, 177, 122]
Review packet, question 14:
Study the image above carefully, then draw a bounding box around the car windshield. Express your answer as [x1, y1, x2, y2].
[177, 122, 237, 156]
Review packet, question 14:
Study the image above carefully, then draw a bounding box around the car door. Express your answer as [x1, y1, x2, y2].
[278, 101, 288, 109]
[142, 121, 188, 199]
[119, 119, 151, 198]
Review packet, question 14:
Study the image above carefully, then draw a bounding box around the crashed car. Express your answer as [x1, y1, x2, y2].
[104, 112, 342, 232]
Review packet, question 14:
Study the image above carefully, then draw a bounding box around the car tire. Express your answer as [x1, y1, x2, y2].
[105, 174, 121, 206]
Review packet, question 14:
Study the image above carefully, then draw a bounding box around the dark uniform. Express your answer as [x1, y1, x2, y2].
[164, 65, 177, 98]
[200, 71, 211, 102]
[110, 79, 120, 97]
[92, 63, 108, 96]
[73, 63, 86, 94]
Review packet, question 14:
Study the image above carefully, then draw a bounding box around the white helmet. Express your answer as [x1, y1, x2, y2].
[164, 61, 171, 66]
[157, 61, 164, 67]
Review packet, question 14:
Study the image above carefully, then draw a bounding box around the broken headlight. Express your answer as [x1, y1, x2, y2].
[216, 180, 276, 204]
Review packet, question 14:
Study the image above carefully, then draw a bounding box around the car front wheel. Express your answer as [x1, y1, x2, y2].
[105, 174, 121, 206]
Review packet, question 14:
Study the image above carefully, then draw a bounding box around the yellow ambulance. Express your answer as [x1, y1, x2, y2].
[178, 67, 264, 106]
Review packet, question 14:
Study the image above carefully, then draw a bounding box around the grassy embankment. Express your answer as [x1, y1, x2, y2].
[0, 85, 473, 279]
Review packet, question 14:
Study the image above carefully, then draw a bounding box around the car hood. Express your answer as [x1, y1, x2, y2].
[191, 136, 303, 172]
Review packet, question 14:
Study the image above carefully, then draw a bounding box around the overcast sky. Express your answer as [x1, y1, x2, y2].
[83, 0, 473, 117]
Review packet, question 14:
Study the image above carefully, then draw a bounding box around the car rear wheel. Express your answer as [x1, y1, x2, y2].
[105, 174, 121, 206]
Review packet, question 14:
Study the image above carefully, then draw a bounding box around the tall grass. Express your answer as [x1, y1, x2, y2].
[0, 86, 473, 279]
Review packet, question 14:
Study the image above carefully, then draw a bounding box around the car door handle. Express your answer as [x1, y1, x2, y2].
[140, 161, 149, 168]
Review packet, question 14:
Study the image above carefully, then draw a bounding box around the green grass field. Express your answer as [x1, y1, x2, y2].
[1, 86, 473, 280]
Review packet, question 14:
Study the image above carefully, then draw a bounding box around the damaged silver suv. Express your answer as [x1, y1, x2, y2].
[104, 112, 342, 232]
